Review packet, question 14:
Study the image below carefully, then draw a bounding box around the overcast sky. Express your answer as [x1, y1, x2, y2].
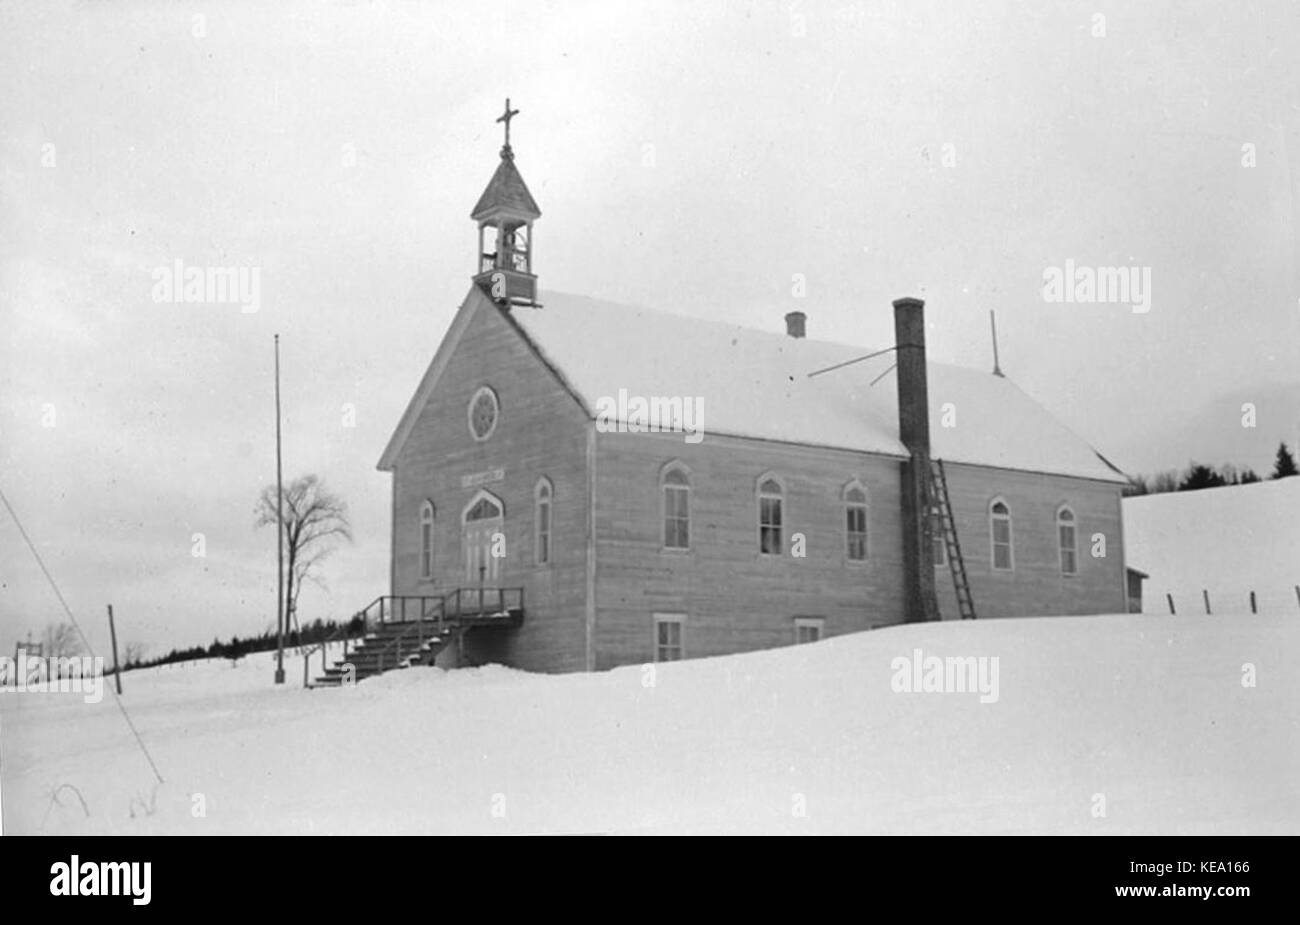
[3, 0, 1298, 656]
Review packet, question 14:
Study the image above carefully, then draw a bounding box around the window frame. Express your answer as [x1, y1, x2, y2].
[419, 500, 435, 580]
[757, 472, 785, 557]
[467, 385, 500, 443]
[1057, 504, 1078, 576]
[534, 477, 553, 567]
[989, 497, 1014, 572]
[461, 488, 505, 524]
[794, 616, 825, 644]
[653, 613, 686, 662]
[660, 461, 691, 551]
[843, 480, 869, 563]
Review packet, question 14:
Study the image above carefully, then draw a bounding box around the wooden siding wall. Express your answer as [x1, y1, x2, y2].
[934, 462, 1127, 620]
[591, 431, 908, 669]
[591, 432, 1127, 669]
[390, 298, 590, 673]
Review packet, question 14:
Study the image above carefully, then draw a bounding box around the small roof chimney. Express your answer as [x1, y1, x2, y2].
[784, 311, 806, 339]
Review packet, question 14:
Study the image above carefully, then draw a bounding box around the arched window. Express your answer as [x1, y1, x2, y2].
[535, 478, 553, 565]
[1057, 506, 1077, 576]
[758, 475, 784, 555]
[989, 498, 1013, 571]
[419, 500, 435, 580]
[462, 491, 504, 523]
[844, 482, 868, 561]
[662, 465, 690, 549]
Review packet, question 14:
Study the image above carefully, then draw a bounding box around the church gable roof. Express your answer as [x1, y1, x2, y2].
[470, 155, 541, 222]
[380, 287, 1126, 483]
[376, 287, 587, 471]
[508, 293, 1128, 484]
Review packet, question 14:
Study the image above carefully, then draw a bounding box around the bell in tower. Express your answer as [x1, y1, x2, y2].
[472, 98, 542, 307]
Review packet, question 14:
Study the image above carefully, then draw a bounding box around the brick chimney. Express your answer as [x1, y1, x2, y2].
[784, 311, 806, 339]
[893, 297, 940, 623]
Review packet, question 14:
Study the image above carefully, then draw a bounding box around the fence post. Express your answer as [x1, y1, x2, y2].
[106, 604, 123, 695]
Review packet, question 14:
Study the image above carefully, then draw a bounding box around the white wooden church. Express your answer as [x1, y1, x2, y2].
[321, 101, 1132, 682]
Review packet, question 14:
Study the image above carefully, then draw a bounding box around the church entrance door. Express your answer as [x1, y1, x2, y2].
[462, 491, 504, 587]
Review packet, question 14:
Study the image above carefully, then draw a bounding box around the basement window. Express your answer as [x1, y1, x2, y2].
[794, 617, 824, 644]
[654, 614, 685, 662]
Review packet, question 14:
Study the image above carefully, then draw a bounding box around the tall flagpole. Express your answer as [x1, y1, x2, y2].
[274, 333, 286, 684]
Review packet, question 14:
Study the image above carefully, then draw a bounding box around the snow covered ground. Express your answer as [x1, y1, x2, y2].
[1124, 478, 1300, 617]
[2, 616, 1297, 835]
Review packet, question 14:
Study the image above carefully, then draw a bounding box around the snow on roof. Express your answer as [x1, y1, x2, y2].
[1123, 478, 1300, 614]
[509, 291, 1127, 483]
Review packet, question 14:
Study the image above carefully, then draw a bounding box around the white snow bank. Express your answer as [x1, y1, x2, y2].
[1123, 478, 1300, 616]
[3, 614, 1296, 835]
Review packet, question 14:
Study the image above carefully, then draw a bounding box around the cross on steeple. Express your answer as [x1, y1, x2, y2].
[496, 98, 520, 156]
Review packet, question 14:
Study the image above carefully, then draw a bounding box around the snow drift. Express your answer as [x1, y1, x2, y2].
[1123, 478, 1300, 616]
[3, 614, 1296, 835]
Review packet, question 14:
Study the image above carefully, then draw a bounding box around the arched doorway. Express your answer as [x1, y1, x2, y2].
[461, 490, 504, 586]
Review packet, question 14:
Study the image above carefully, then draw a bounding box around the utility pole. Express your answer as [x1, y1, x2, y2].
[274, 334, 286, 685]
[106, 604, 122, 694]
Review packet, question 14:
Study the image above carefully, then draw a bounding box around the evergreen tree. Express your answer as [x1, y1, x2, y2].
[1178, 463, 1226, 492]
[1272, 442, 1298, 479]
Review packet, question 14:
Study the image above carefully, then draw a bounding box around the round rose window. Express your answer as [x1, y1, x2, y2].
[468, 386, 499, 441]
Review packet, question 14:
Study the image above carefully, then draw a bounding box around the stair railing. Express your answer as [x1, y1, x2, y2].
[312, 589, 526, 686]
[301, 619, 362, 688]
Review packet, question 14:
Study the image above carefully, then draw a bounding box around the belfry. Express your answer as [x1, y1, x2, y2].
[471, 97, 542, 307]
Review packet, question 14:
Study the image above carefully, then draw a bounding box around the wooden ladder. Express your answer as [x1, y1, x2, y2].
[930, 459, 977, 620]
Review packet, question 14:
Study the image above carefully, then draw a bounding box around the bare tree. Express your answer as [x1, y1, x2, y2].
[1151, 469, 1181, 494]
[123, 641, 147, 667]
[255, 475, 353, 641]
[1124, 474, 1149, 496]
[42, 622, 82, 658]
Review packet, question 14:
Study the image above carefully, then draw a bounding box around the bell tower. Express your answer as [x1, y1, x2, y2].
[472, 98, 542, 307]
